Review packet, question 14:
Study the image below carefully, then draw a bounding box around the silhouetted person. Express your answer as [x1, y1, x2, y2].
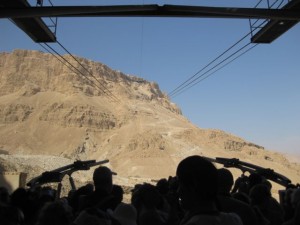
[250, 184, 283, 225]
[69, 183, 94, 214]
[113, 203, 137, 225]
[73, 207, 113, 225]
[79, 166, 117, 212]
[156, 178, 169, 196]
[232, 174, 249, 194]
[263, 180, 285, 221]
[216, 168, 258, 225]
[111, 184, 124, 208]
[132, 183, 168, 225]
[232, 192, 251, 204]
[248, 172, 263, 191]
[0, 186, 10, 204]
[176, 155, 243, 225]
[281, 188, 296, 221]
[283, 188, 300, 225]
[0, 203, 24, 225]
[36, 201, 73, 225]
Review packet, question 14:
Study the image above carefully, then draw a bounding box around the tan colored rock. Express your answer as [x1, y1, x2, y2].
[0, 50, 299, 197]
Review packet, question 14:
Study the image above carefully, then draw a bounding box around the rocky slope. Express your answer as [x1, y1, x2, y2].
[0, 50, 299, 194]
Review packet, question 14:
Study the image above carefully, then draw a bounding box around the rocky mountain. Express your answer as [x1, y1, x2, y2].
[0, 49, 299, 193]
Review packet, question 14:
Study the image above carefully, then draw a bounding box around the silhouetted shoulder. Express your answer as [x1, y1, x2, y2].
[180, 212, 243, 225]
[217, 195, 258, 225]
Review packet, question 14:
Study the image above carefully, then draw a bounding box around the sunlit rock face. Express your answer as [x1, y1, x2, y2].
[0, 50, 299, 194]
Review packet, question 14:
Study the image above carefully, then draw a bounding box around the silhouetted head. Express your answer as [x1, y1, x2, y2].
[291, 188, 300, 208]
[156, 178, 169, 195]
[0, 187, 10, 204]
[176, 155, 218, 210]
[10, 187, 28, 211]
[248, 173, 263, 190]
[69, 183, 94, 211]
[262, 180, 272, 192]
[74, 207, 111, 225]
[36, 201, 73, 225]
[249, 184, 271, 206]
[93, 166, 113, 194]
[217, 168, 234, 194]
[113, 203, 137, 225]
[112, 184, 124, 204]
[135, 183, 161, 210]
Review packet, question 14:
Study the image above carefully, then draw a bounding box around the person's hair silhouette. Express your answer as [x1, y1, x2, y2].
[176, 155, 218, 210]
[176, 155, 243, 225]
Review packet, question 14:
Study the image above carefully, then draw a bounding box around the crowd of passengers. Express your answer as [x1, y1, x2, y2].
[0, 155, 300, 225]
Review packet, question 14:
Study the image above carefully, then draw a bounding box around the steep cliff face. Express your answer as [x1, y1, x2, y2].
[0, 50, 183, 158]
[0, 50, 180, 114]
[0, 50, 299, 190]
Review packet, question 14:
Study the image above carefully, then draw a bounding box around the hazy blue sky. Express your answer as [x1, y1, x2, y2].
[1, 1, 299, 155]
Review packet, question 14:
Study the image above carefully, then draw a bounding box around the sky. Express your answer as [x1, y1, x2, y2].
[1, 0, 300, 156]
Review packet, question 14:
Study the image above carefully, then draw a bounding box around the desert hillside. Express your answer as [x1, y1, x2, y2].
[0, 50, 299, 193]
